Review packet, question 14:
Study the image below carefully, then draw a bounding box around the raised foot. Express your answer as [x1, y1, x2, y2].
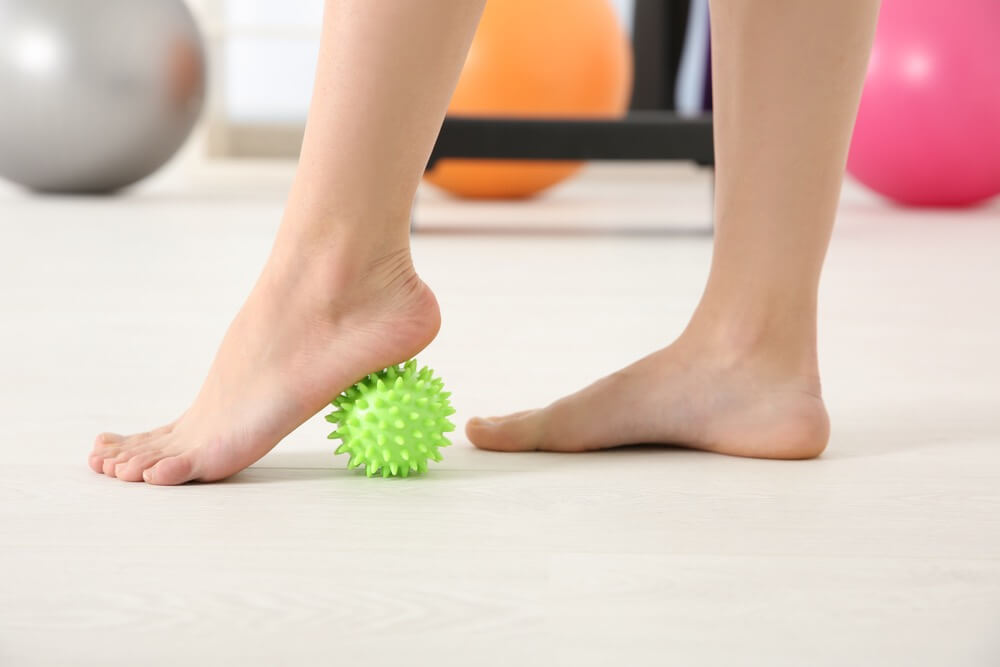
[467, 341, 829, 460]
[89, 248, 441, 485]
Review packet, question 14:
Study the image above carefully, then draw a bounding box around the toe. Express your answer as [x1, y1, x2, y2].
[90, 433, 122, 469]
[102, 443, 156, 476]
[93, 432, 123, 449]
[90, 434, 125, 472]
[143, 454, 196, 486]
[467, 411, 546, 452]
[91, 424, 175, 476]
[102, 447, 145, 477]
[89, 449, 118, 474]
[116, 451, 164, 483]
[102, 457, 120, 477]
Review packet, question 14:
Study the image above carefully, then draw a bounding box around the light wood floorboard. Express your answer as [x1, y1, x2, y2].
[1, 164, 998, 666]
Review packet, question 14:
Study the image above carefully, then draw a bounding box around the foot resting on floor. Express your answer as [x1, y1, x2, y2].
[467, 335, 829, 460]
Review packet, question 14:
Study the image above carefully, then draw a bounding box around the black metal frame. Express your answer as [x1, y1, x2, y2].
[427, 113, 713, 169]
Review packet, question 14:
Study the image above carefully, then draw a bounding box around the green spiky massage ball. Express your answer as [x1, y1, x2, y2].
[326, 360, 455, 477]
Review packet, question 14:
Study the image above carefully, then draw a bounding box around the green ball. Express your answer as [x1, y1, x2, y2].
[325, 360, 456, 477]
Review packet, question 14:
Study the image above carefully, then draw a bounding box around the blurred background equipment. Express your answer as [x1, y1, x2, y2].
[204, 0, 714, 219]
[426, 0, 715, 214]
[423, 0, 634, 199]
[0, 0, 206, 193]
[847, 0, 1000, 207]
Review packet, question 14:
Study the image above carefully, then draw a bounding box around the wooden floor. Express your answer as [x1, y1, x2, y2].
[1, 163, 998, 666]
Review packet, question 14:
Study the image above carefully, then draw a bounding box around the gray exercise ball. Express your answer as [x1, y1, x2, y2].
[0, 0, 206, 193]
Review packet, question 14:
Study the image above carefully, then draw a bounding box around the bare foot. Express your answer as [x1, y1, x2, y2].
[466, 336, 829, 460]
[89, 244, 440, 484]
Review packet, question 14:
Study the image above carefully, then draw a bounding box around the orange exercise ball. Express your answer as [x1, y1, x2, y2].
[425, 0, 633, 199]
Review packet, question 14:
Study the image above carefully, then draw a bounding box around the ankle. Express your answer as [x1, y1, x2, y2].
[277, 223, 409, 270]
[269, 204, 413, 280]
[275, 187, 412, 264]
[678, 309, 821, 386]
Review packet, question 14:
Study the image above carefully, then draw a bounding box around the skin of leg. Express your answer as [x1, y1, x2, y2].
[90, 0, 486, 484]
[468, 0, 881, 458]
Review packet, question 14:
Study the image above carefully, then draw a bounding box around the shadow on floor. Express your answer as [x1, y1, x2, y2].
[227, 443, 700, 486]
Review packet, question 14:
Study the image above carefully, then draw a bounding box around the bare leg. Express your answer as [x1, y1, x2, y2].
[89, 0, 486, 484]
[468, 0, 880, 458]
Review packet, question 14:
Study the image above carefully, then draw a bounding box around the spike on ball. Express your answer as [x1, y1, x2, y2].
[326, 360, 454, 477]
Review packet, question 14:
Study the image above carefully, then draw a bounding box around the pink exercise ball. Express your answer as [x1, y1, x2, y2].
[847, 0, 1000, 207]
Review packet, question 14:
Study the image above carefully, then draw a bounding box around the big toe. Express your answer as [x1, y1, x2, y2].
[143, 454, 196, 486]
[467, 411, 546, 452]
